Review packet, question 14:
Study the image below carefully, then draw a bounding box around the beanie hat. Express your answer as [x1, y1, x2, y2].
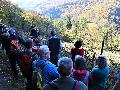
[8, 27, 15, 34]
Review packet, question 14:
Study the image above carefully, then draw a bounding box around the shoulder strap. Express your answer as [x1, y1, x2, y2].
[85, 71, 89, 79]
[83, 71, 89, 85]
[39, 61, 50, 70]
[73, 80, 79, 90]
[48, 82, 59, 90]
[36, 71, 43, 89]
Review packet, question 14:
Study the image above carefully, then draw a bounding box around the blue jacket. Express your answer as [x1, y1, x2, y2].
[32, 58, 60, 85]
[92, 65, 110, 90]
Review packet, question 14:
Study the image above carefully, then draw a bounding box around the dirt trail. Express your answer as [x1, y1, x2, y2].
[0, 50, 26, 90]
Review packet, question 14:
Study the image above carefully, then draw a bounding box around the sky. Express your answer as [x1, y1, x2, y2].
[7, 0, 66, 13]
[7, 0, 43, 10]
[7, 0, 80, 14]
[7, 0, 79, 10]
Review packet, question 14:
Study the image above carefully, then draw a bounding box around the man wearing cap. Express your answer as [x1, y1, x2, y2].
[91, 55, 110, 90]
[47, 30, 62, 65]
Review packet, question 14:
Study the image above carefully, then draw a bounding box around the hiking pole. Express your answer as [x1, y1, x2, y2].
[100, 31, 109, 55]
[100, 38, 104, 55]
[100, 40, 104, 55]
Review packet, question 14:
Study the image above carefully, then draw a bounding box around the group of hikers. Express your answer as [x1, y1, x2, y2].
[0, 23, 120, 90]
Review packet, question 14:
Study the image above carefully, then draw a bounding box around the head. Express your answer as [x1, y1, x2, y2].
[57, 57, 73, 77]
[74, 40, 83, 48]
[51, 30, 56, 36]
[8, 27, 16, 35]
[25, 39, 33, 49]
[39, 45, 50, 59]
[74, 55, 86, 70]
[96, 55, 107, 68]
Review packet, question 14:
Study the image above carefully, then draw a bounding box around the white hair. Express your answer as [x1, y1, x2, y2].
[75, 55, 86, 62]
[57, 57, 73, 70]
[39, 45, 50, 54]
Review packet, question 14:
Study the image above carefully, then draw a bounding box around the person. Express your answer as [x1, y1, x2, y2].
[113, 70, 120, 90]
[43, 57, 88, 90]
[47, 30, 62, 65]
[19, 39, 38, 90]
[16, 31, 26, 46]
[5, 27, 19, 79]
[71, 40, 86, 62]
[33, 37, 41, 48]
[71, 55, 93, 89]
[30, 26, 38, 38]
[32, 45, 59, 86]
[91, 55, 110, 90]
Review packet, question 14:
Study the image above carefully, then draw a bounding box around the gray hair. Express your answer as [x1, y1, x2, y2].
[58, 57, 73, 70]
[39, 45, 50, 55]
[75, 55, 86, 62]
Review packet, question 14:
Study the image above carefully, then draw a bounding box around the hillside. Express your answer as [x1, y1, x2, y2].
[7, 0, 120, 21]
[33, 0, 93, 18]
[31, 0, 119, 20]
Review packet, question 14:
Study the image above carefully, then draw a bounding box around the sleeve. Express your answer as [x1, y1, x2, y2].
[91, 67, 99, 80]
[32, 60, 38, 71]
[51, 66, 60, 80]
[88, 72, 93, 88]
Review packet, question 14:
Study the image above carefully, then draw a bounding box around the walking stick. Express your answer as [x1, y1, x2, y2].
[100, 38, 105, 55]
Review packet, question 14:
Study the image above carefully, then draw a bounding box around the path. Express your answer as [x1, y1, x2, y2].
[0, 50, 26, 90]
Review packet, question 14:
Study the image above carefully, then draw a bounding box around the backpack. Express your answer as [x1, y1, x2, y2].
[80, 71, 89, 86]
[19, 51, 37, 75]
[32, 60, 49, 90]
[48, 80, 80, 90]
[48, 38, 60, 54]
[32, 69, 43, 90]
[73, 70, 89, 86]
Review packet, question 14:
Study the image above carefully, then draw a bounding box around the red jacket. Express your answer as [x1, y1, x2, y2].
[71, 48, 85, 61]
